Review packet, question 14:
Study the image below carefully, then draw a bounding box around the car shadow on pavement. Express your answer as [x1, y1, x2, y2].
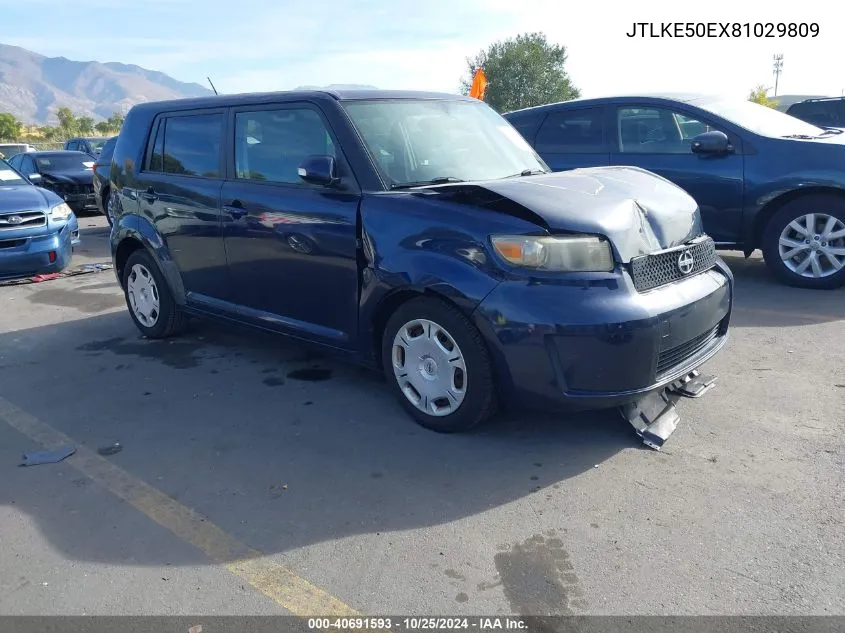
[719, 252, 845, 327]
[0, 310, 640, 569]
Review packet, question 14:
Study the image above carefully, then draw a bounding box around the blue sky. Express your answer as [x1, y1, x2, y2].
[2, 0, 841, 99]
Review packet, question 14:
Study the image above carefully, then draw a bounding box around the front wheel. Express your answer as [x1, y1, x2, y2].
[381, 297, 498, 433]
[761, 195, 845, 289]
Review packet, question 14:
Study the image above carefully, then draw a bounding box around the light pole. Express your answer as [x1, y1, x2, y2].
[773, 54, 784, 97]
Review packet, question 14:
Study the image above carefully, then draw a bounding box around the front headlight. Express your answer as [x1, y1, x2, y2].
[491, 234, 615, 272]
[50, 202, 73, 221]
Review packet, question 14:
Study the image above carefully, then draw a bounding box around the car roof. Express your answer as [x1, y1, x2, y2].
[789, 96, 845, 104]
[27, 151, 91, 157]
[128, 89, 476, 114]
[503, 93, 729, 116]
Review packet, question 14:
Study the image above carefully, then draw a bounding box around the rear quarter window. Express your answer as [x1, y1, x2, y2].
[503, 114, 545, 146]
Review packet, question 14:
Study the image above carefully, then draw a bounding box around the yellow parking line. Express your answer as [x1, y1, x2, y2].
[0, 396, 359, 617]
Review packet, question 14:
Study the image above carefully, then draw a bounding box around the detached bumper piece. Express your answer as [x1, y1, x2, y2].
[666, 369, 718, 398]
[618, 370, 718, 451]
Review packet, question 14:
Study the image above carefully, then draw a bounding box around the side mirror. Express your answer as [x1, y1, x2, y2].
[691, 130, 732, 155]
[28, 173, 42, 183]
[297, 155, 338, 186]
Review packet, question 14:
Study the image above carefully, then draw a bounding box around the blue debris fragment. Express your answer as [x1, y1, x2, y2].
[19, 446, 76, 467]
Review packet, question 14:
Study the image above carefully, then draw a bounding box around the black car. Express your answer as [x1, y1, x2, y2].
[108, 90, 732, 446]
[785, 97, 845, 128]
[64, 137, 111, 157]
[504, 94, 845, 289]
[92, 136, 118, 224]
[6, 150, 98, 214]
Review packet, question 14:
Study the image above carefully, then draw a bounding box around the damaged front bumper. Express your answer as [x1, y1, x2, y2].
[619, 369, 718, 450]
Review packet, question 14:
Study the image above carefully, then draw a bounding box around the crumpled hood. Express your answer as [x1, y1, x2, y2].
[0, 184, 58, 212]
[472, 166, 705, 262]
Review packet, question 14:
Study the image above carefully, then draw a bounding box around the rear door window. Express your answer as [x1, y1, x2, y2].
[146, 113, 224, 178]
[535, 108, 606, 153]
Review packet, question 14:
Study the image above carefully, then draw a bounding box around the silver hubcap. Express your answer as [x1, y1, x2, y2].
[391, 318, 467, 417]
[779, 213, 845, 279]
[127, 264, 160, 327]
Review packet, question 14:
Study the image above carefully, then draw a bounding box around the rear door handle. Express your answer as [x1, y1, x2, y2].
[223, 203, 248, 219]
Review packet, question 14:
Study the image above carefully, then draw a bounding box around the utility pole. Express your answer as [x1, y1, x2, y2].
[772, 54, 784, 97]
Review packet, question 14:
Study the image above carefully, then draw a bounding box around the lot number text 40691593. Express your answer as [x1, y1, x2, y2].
[626, 22, 819, 38]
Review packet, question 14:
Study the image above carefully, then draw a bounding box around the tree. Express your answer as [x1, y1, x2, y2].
[107, 111, 125, 131]
[56, 107, 78, 136]
[0, 112, 22, 140]
[748, 85, 778, 109]
[95, 121, 111, 135]
[460, 32, 580, 113]
[77, 116, 95, 135]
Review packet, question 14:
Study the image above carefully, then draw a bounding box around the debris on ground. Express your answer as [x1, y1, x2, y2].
[19, 446, 76, 467]
[97, 442, 123, 456]
[0, 262, 113, 287]
[270, 483, 289, 498]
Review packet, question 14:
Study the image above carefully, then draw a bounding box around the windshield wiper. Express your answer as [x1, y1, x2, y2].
[818, 128, 843, 136]
[389, 176, 465, 190]
[782, 134, 815, 139]
[503, 169, 548, 178]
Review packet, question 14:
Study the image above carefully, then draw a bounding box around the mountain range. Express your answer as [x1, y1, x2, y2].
[0, 43, 213, 124]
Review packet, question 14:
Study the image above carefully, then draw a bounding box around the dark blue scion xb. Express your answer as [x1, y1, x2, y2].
[108, 90, 733, 436]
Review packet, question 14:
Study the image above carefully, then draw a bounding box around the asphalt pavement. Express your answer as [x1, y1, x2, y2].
[0, 213, 842, 616]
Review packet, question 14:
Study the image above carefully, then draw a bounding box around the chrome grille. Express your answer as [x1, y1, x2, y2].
[656, 325, 719, 376]
[0, 210, 47, 230]
[630, 237, 717, 292]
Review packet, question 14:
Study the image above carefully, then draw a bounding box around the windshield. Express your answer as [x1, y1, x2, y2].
[342, 99, 547, 187]
[36, 153, 94, 171]
[0, 164, 30, 187]
[86, 138, 107, 153]
[697, 99, 827, 138]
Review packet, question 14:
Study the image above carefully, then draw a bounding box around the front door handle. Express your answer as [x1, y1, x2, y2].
[223, 203, 248, 219]
[141, 187, 158, 202]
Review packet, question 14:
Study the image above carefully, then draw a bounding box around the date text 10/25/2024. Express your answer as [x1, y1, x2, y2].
[308, 618, 528, 631]
[626, 22, 819, 38]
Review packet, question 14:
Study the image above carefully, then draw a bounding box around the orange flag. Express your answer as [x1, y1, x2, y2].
[469, 68, 487, 100]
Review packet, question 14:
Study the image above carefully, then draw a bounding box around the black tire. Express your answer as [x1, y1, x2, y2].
[761, 194, 845, 289]
[103, 188, 113, 227]
[122, 249, 188, 339]
[381, 296, 498, 433]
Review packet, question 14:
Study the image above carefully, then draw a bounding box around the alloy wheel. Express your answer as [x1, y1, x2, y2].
[778, 212, 845, 279]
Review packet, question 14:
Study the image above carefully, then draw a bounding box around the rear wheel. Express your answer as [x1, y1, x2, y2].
[103, 188, 113, 226]
[122, 249, 187, 338]
[762, 194, 845, 289]
[381, 297, 498, 433]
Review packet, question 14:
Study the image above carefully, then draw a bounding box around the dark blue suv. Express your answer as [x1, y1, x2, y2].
[108, 90, 732, 445]
[504, 94, 845, 289]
